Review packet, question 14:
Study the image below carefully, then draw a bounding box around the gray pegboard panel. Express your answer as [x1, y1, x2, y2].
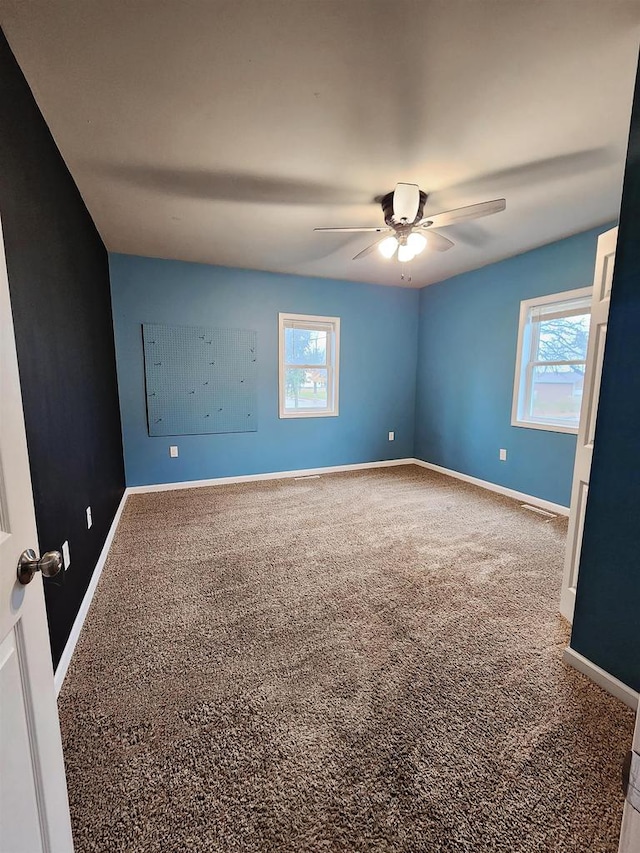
[142, 323, 258, 436]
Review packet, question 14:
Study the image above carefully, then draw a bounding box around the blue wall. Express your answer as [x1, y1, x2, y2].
[109, 254, 419, 486]
[571, 60, 640, 692]
[414, 227, 610, 507]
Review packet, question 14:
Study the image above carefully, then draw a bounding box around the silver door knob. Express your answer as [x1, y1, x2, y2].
[17, 549, 63, 585]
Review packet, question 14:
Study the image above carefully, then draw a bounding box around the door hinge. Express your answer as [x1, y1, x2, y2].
[623, 750, 640, 814]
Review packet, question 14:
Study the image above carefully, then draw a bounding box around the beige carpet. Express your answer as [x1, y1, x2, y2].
[58, 466, 634, 852]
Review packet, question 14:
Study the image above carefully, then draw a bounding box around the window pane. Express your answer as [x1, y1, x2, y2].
[284, 367, 328, 410]
[529, 364, 585, 425]
[534, 313, 589, 363]
[285, 327, 327, 366]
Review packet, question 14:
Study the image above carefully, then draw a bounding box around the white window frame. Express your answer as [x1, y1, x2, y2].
[511, 287, 592, 435]
[278, 312, 340, 419]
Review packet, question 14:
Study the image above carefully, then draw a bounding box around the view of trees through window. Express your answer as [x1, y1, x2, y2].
[536, 314, 590, 366]
[284, 327, 329, 409]
[528, 307, 590, 425]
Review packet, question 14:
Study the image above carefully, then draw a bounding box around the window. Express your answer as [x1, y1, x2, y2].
[512, 288, 591, 433]
[279, 313, 340, 418]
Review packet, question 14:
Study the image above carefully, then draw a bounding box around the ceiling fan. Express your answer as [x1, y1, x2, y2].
[314, 183, 506, 261]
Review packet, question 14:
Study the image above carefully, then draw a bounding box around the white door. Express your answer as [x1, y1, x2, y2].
[619, 707, 640, 852]
[560, 226, 617, 623]
[0, 214, 74, 851]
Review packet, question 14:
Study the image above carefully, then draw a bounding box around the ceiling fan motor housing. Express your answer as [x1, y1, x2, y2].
[382, 189, 428, 227]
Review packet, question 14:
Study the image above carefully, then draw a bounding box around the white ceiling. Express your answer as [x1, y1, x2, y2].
[1, 0, 639, 288]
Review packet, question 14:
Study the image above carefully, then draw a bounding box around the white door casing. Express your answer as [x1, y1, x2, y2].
[560, 226, 617, 623]
[0, 214, 74, 852]
[619, 709, 640, 853]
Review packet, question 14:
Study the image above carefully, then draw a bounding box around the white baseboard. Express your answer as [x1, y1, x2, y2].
[54, 490, 129, 696]
[412, 458, 570, 517]
[128, 458, 570, 518]
[127, 458, 415, 494]
[563, 647, 638, 710]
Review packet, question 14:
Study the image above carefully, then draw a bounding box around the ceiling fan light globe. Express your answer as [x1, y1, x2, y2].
[397, 244, 415, 263]
[378, 236, 399, 259]
[392, 183, 421, 223]
[407, 232, 427, 255]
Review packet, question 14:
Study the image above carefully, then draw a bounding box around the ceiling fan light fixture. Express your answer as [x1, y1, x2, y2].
[378, 236, 399, 259]
[407, 232, 427, 255]
[314, 185, 506, 264]
[397, 243, 415, 263]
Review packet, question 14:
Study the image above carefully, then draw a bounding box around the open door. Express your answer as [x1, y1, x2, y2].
[0, 212, 74, 850]
[560, 226, 617, 623]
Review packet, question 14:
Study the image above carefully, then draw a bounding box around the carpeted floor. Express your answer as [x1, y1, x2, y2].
[58, 466, 634, 852]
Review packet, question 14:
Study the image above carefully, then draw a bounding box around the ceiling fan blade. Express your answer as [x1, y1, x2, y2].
[419, 199, 506, 229]
[444, 149, 612, 197]
[424, 230, 454, 252]
[314, 226, 391, 233]
[392, 183, 420, 222]
[94, 163, 368, 205]
[352, 238, 390, 260]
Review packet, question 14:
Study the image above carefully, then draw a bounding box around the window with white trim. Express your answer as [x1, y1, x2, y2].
[512, 288, 591, 433]
[279, 313, 340, 418]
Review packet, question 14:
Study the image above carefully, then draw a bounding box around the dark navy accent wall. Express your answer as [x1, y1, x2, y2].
[0, 30, 125, 667]
[109, 254, 419, 486]
[414, 227, 611, 507]
[571, 60, 640, 691]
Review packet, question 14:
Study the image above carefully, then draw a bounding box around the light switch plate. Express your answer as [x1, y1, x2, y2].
[62, 540, 71, 570]
[170, 445, 179, 458]
[388, 431, 395, 441]
[499, 448, 507, 461]
[86, 506, 92, 529]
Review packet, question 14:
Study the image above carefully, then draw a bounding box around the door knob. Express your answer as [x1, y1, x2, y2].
[17, 549, 63, 585]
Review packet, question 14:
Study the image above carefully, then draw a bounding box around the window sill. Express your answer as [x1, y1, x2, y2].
[511, 418, 578, 435]
[279, 410, 339, 419]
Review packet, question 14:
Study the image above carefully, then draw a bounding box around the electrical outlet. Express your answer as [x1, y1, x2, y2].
[170, 445, 179, 458]
[499, 448, 507, 461]
[62, 540, 71, 570]
[86, 506, 92, 529]
[388, 431, 395, 441]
